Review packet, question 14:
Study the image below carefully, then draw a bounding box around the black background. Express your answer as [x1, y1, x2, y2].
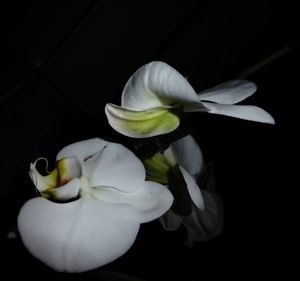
[0, 1, 298, 280]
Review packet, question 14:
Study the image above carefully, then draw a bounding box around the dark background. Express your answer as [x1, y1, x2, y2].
[0, 1, 298, 280]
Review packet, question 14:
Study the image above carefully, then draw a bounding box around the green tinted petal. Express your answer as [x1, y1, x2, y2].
[105, 103, 181, 138]
[144, 153, 171, 184]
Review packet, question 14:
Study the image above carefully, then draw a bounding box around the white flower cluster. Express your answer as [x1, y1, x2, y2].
[18, 61, 274, 273]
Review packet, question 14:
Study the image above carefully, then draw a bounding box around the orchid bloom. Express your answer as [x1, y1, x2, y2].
[144, 135, 222, 246]
[105, 61, 274, 138]
[18, 138, 173, 272]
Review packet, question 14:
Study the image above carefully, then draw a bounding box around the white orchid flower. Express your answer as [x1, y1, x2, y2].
[105, 61, 274, 138]
[144, 135, 222, 246]
[18, 138, 173, 272]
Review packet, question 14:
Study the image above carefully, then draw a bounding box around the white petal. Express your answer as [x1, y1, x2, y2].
[159, 209, 183, 231]
[163, 146, 177, 167]
[18, 197, 140, 272]
[183, 191, 223, 247]
[202, 102, 275, 124]
[86, 142, 146, 192]
[29, 158, 57, 192]
[56, 138, 109, 163]
[198, 80, 257, 104]
[105, 103, 180, 138]
[92, 181, 173, 223]
[138, 181, 174, 223]
[57, 157, 81, 184]
[171, 135, 204, 178]
[50, 178, 80, 201]
[179, 166, 204, 210]
[121, 61, 206, 112]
